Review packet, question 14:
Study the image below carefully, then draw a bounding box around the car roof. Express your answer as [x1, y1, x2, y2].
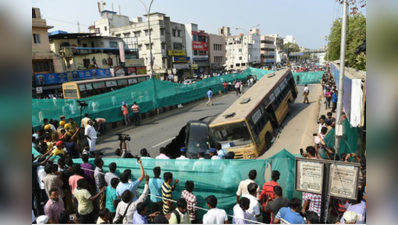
[187, 121, 209, 140]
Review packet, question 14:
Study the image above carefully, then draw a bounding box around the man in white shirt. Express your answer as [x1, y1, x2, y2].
[236, 170, 260, 204]
[303, 84, 310, 104]
[203, 195, 228, 224]
[242, 183, 261, 223]
[192, 151, 207, 172]
[233, 197, 250, 224]
[176, 147, 188, 160]
[84, 120, 97, 153]
[176, 147, 190, 171]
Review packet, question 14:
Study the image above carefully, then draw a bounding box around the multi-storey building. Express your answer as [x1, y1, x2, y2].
[92, 11, 188, 80]
[32, 7, 65, 97]
[223, 27, 261, 70]
[208, 34, 226, 74]
[185, 24, 210, 75]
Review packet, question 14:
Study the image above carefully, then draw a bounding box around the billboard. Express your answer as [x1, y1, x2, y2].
[35, 72, 68, 85]
[192, 41, 209, 51]
[72, 69, 112, 80]
[168, 50, 186, 56]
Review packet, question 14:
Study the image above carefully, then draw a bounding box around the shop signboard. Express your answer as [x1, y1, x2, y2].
[136, 66, 147, 75]
[35, 72, 69, 85]
[173, 57, 190, 62]
[192, 41, 209, 51]
[72, 69, 111, 80]
[168, 50, 186, 56]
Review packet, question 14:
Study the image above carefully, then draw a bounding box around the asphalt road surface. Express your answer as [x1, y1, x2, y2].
[95, 84, 321, 159]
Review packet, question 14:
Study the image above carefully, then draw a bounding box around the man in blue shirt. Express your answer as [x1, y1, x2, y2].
[274, 198, 305, 224]
[332, 90, 338, 113]
[133, 202, 160, 224]
[149, 167, 164, 213]
[206, 88, 213, 106]
[116, 160, 145, 202]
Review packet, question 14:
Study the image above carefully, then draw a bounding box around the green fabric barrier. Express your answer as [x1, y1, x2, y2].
[265, 149, 302, 200]
[32, 146, 306, 220]
[323, 118, 358, 158]
[32, 68, 321, 129]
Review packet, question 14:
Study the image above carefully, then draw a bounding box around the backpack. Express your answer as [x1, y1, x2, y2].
[173, 210, 181, 224]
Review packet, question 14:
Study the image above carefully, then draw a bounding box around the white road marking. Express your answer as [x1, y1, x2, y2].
[152, 137, 175, 148]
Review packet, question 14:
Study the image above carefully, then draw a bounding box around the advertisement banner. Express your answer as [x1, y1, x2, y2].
[35, 72, 69, 85]
[192, 41, 209, 51]
[72, 69, 112, 80]
[125, 58, 145, 67]
[173, 57, 190, 62]
[119, 42, 125, 62]
[127, 67, 137, 75]
[168, 50, 186, 56]
[173, 64, 190, 69]
[136, 66, 147, 75]
[191, 64, 198, 70]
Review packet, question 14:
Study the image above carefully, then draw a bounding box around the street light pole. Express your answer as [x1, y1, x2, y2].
[335, 0, 349, 157]
[138, 0, 155, 79]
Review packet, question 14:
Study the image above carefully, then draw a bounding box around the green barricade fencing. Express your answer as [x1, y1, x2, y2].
[32, 147, 302, 220]
[32, 68, 322, 129]
[292, 71, 324, 85]
[323, 118, 359, 159]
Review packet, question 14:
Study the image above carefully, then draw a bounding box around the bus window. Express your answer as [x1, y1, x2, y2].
[128, 78, 138, 85]
[210, 122, 252, 147]
[64, 89, 78, 98]
[85, 84, 93, 91]
[138, 77, 147, 83]
[79, 84, 86, 91]
[117, 79, 128, 87]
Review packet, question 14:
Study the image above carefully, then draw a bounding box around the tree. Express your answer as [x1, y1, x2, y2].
[282, 43, 300, 64]
[325, 13, 366, 70]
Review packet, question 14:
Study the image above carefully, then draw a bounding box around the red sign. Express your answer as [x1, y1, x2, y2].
[127, 67, 136, 75]
[192, 41, 208, 51]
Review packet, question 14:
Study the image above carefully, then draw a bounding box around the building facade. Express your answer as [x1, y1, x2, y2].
[185, 24, 210, 75]
[283, 35, 296, 45]
[93, 12, 187, 79]
[32, 7, 65, 96]
[208, 34, 226, 73]
[223, 27, 261, 70]
[48, 32, 142, 75]
[260, 35, 276, 65]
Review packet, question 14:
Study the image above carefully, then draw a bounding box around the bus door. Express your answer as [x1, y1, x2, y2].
[263, 93, 279, 130]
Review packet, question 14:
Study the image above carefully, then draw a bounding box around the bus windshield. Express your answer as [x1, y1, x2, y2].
[210, 122, 252, 146]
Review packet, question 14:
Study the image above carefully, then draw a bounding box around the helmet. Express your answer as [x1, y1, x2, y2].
[44, 125, 51, 130]
[64, 123, 71, 129]
[59, 121, 66, 126]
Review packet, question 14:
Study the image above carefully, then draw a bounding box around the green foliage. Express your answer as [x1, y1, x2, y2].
[283, 43, 300, 53]
[325, 13, 366, 70]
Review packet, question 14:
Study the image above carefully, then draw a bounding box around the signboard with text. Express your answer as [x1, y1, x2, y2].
[125, 58, 145, 67]
[295, 159, 324, 194]
[168, 50, 186, 56]
[35, 72, 69, 85]
[192, 41, 209, 51]
[136, 66, 147, 75]
[173, 57, 190, 62]
[328, 162, 360, 200]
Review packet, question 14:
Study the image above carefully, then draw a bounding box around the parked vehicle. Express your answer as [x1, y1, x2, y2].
[185, 120, 214, 159]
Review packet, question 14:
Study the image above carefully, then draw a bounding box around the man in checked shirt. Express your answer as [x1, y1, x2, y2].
[181, 181, 198, 223]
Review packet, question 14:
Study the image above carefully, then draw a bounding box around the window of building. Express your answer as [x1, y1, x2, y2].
[160, 28, 165, 36]
[104, 26, 107, 31]
[239, 57, 242, 60]
[194, 50, 198, 55]
[172, 29, 176, 37]
[145, 44, 150, 50]
[193, 35, 198, 41]
[138, 44, 142, 51]
[145, 29, 153, 36]
[177, 30, 181, 37]
[161, 43, 166, 50]
[115, 34, 121, 38]
[95, 28, 100, 34]
[32, 8, 36, 18]
[124, 32, 130, 38]
[110, 42, 118, 48]
[173, 43, 183, 50]
[134, 31, 141, 37]
[32, 61, 52, 72]
[83, 59, 90, 67]
[32, 34, 41, 44]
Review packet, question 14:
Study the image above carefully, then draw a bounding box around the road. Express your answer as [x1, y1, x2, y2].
[258, 84, 322, 159]
[95, 90, 242, 158]
[95, 84, 322, 159]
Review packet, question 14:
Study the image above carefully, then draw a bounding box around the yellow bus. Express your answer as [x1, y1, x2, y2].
[209, 69, 298, 159]
[62, 75, 150, 99]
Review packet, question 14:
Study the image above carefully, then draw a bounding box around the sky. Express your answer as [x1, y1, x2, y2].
[32, 0, 366, 49]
